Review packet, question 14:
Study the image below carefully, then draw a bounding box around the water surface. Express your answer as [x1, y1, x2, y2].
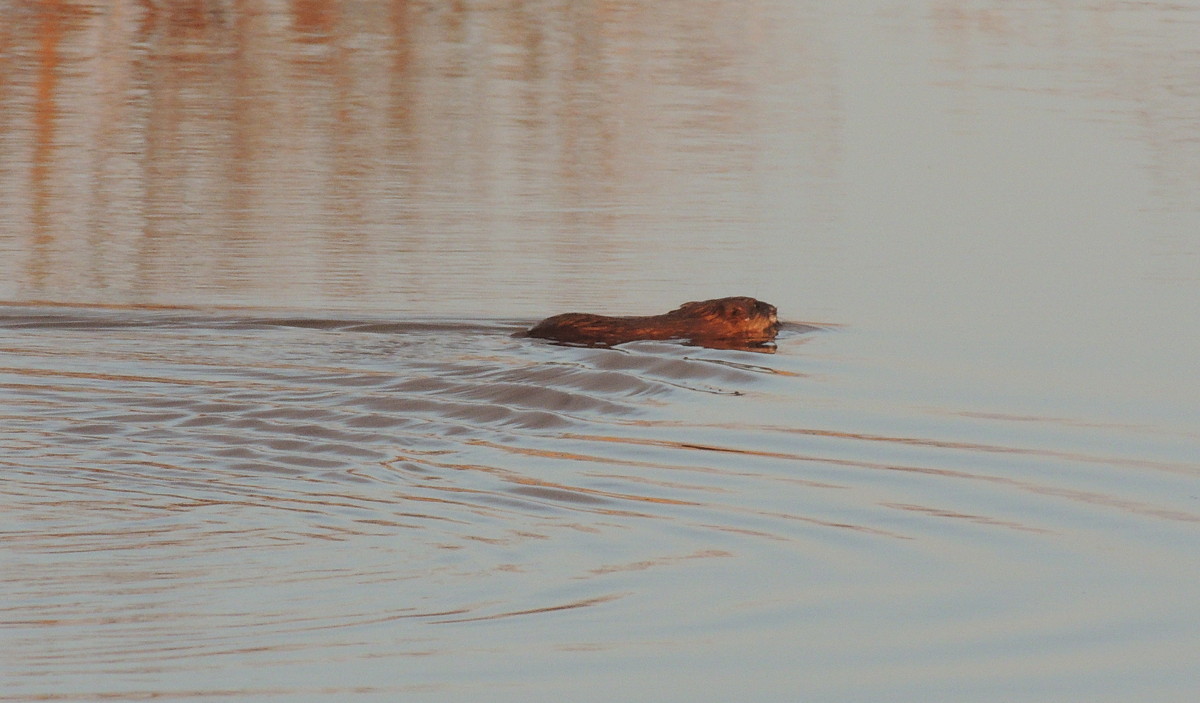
[2, 1, 1199, 701]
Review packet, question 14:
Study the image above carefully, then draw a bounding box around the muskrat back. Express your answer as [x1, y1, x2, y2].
[526, 296, 780, 348]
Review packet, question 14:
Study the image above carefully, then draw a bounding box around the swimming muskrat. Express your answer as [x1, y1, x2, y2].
[525, 296, 780, 349]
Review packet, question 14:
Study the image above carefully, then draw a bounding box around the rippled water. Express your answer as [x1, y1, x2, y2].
[3, 306, 1196, 701]
[3, 0, 1200, 701]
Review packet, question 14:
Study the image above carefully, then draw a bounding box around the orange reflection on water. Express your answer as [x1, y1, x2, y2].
[28, 1, 69, 287]
[0, 0, 841, 310]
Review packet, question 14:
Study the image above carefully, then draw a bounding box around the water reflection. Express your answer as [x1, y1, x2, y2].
[1, 6, 1199, 698]
[0, 0, 846, 311]
[2, 1, 1196, 318]
[929, 0, 1200, 214]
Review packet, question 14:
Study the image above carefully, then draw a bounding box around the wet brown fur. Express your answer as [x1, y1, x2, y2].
[526, 296, 779, 348]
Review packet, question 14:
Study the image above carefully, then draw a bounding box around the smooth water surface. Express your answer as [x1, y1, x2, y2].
[2, 1, 1199, 701]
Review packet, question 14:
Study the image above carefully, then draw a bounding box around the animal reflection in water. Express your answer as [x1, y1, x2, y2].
[525, 297, 780, 352]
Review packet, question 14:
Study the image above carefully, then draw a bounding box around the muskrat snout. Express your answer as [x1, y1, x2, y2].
[754, 300, 778, 323]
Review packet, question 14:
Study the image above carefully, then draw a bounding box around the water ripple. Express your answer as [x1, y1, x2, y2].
[2, 306, 1198, 702]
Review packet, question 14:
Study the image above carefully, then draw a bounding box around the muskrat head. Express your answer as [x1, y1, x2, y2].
[674, 296, 780, 343]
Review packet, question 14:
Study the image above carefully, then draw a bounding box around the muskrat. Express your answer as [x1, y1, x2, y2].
[525, 296, 780, 349]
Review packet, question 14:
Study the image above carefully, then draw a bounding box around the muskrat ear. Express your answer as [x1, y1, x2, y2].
[723, 300, 745, 318]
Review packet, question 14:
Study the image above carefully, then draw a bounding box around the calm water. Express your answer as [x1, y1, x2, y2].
[2, 1, 1199, 701]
